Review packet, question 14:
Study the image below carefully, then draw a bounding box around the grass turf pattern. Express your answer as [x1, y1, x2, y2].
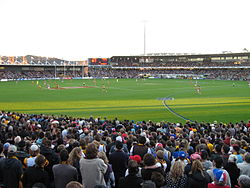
[0, 79, 249, 123]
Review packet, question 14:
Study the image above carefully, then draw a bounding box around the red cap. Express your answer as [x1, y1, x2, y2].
[129, 155, 142, 164]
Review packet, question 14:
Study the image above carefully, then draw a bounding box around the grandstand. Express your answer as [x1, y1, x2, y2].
[1, 52, 250, 81]
[108, 52, 250, 80]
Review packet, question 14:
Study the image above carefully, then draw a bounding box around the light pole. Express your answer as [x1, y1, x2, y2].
[142, 20, 148, 56]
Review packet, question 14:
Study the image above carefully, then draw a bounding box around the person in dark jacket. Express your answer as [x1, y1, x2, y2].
[109, 141, 129, 188]
[53, 149, 78, 188]
[188, 160, 211, 188]
[40, 138, 59, 181]
[224, 154, 240, 188]
[0, 145, 23, 188]
[0, 143, 5, 186]
[22, 154, 50, 188]
[119, 160, 143, 188]
[141, 153, 165, 182]
[130, 136, 151, 159]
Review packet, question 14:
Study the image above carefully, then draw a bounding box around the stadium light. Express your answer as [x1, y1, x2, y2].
[141, 20, 148, 56]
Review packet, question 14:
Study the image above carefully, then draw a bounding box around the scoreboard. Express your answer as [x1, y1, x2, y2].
[88, 58, 109, 65]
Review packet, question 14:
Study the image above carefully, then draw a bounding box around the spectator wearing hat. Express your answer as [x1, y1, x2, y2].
[109, 141, 129, 188]
[207, 169, 230, 188]
[109, 136, 129, 155]
[3, 142, 10, 157]
[237, 152, 250, 176]
[130, 136, 151, 159]
[0, 145, 23, 188]
[172, 150, 190, 167]
[184, 153, 201, 175]
[119, 160, 143, 188]
[224, 154, 240, 187]
[22, 154, 50, 188]
[53, 149, 78, 188]
[207, 156, 231, 187]
[172, 142, 189, 160]
[188, 160, 211, 188]
[125, 155, 142, 177]
[24, 144, 40, 168]
[238, 175, 250, 188]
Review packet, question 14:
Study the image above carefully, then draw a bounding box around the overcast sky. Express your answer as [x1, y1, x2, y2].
[0, 0, 249, 60]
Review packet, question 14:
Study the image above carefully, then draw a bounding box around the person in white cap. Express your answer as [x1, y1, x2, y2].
[24, 144, 40, 168]
[0, 145, 23, 188]
[109, 136, 129, 155]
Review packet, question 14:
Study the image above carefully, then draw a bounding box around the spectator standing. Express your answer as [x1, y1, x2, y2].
[200, 150, 213, 170]
[118, 160, 143, 188]
[109, 136, 129, 155]
[141, 153, 165, 183]
[40, 138, 59, 181]
[53, 149, 78, 188]
[224, 154, 240, 188]
[207, 156, 231, 187]
[0, 143, 5, 186]
[0, 145, 23, 188]
[163, 161, 188, 188]
[68, 147, 83, 183]
[188, 160, 211, 188]
[125, 155, 142, 177]
[237, 175, 250, 188]
[221, 144, 230, 167]
[130, 136, 151, 159]
[109, 141, 129, 188]
[207, 169, 230, 188]
[98, 151, 115, 188]
[24, 144, 40, 168]
[237, 152, 250, 176]
[22, 154, 50, 188]
[80, 143, 107, 188]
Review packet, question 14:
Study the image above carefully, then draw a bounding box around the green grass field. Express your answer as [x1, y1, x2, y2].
[0, 79, 249, 123]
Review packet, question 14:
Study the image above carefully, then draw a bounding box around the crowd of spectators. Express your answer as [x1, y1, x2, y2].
[88, 68, 250, 80]
[1, 111, 250, 188]
[0, 71, 84, 80]
[111, 60, 250, 68]
[0, 68, 249, 81]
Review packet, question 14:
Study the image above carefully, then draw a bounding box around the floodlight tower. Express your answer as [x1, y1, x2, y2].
[142, 20, 148, 56]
